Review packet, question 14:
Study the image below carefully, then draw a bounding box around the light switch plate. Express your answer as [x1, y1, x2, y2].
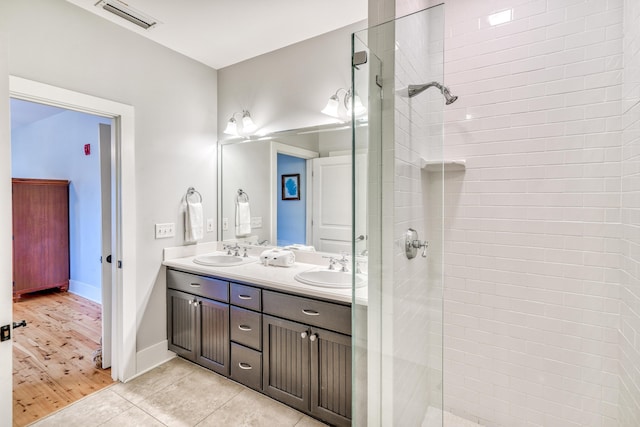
[155, 223, 175, 239]
[206, 218, 215, 232]
[222, 217, 229, 231]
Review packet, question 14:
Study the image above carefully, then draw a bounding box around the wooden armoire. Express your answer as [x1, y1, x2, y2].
[12, 178, 70, 301]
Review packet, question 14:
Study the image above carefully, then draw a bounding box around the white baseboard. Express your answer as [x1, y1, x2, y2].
[69, 280, 101, 304]
[129, 340, 175, 382]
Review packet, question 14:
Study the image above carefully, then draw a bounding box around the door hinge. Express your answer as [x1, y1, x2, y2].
[353, 51, 368, 67]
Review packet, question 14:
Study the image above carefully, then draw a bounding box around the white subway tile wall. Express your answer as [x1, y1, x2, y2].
[431, 0, 639, 425]
[619, 0, 640, 425]
[390, 6, 446, 426]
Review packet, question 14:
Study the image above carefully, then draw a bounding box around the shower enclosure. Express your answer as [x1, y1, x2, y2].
[351, 5, 447, 426]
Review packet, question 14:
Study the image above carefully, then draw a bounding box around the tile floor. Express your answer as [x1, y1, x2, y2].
[30, 357, 328, 427]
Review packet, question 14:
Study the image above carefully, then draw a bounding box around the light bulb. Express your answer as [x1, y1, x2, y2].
[223, 117, 237, 135]
[242, 111, 256, 134]
[321, 95, 340, 117]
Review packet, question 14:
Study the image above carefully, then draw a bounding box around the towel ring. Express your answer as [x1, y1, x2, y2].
[186, 187, 202, 203]
[236, 189, 249, 203]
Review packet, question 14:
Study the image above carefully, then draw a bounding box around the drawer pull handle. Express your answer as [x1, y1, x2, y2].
[190, 283, 201, 288]
[238, 362, 252, 370]
[238, 294, 252, 300]
[238, 324, 252, 332]
[302, 309, 320, 316]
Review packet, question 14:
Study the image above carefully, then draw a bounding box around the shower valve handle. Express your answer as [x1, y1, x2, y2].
[405, 228, 429, 259]
[411, 240, 429, 257]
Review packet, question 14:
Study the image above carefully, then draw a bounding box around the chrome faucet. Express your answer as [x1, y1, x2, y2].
[223, 243, 241, 256]
[336, 253, 350, 272]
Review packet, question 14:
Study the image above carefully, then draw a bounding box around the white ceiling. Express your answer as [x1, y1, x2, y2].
[65, 0, 368, 70]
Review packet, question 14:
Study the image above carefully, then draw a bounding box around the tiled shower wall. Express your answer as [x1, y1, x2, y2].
[391, 6, 446, 425]
[441, 0, 627, 425]
[619, 0, 640, 424]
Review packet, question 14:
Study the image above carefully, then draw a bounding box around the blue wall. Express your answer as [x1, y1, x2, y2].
[11, 99, 111, 303]
[277, 154, 306, 246]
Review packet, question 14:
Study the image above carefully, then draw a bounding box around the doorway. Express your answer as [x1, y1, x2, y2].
[10, 98, 115, 424]
[3, 76, 138, 426]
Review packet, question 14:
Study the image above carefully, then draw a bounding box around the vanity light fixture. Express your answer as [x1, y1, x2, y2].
[321, 88, 366, 120]
[223, 110, 257, 136]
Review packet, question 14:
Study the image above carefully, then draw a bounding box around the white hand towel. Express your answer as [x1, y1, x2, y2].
[185, 201, 204, 242]
[235, 201, 252, 237]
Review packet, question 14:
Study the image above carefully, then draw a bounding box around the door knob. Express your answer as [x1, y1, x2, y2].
[106, 255, 112, 263]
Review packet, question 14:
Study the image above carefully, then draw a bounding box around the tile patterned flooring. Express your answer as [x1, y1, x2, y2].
[30, 357, 328, 427]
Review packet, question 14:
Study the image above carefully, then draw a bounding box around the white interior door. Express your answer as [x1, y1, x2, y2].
[312, 155, 353, 253]
[1, 32, 13, 421]
[99, 123, 113, 369]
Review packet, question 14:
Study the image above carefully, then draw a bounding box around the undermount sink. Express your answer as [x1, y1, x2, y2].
[294, 269, 367, 289]
[193, 253, 257, 267]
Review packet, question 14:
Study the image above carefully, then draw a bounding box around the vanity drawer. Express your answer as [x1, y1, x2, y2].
[230, 343, 262, 391]
[230, 306, 262, 351]
[230, 283, 261, 311]
[262, 290, 351, 335]
[167, 269, 228, 303]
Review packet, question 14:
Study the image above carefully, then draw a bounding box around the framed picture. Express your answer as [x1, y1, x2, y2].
[282, 174, 300, 200]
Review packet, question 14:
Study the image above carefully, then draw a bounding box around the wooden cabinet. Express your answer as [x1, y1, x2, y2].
[12, 178, 70, 301]
[262, 290, 352, 427]
[166, 268, 352, 426]
[167, 271, 230, 376]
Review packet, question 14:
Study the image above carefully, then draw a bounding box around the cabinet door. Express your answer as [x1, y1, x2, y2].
[262, 315, 310, 412]
[196, 297, 230, 375]
[167, 289, 196, 360]
[310, 328, 352, 426]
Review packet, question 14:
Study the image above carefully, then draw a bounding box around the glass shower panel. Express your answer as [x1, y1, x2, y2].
[352, 5, 445, 427]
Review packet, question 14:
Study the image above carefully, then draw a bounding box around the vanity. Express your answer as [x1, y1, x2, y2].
[163, 244, 365, 427]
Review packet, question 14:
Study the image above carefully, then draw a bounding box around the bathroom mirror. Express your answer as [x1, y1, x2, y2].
[218, 122, 368, 255]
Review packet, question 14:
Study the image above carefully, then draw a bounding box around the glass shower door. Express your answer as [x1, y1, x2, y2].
[352, 5, 446, 427]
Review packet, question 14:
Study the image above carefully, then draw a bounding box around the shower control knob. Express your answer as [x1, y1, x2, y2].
[405, 228, 429, 259]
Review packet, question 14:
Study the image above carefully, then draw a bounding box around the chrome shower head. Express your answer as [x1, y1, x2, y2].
[397, 81, 459, 105]
[442, 86, 458, 105]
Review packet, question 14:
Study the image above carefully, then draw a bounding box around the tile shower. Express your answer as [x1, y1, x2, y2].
[360, 0, 640, 425]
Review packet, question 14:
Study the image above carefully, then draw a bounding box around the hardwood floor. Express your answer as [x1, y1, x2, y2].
[12, 289, 115, 427]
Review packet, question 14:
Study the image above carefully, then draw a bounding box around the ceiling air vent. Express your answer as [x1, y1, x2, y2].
[95, 0, 157, 30]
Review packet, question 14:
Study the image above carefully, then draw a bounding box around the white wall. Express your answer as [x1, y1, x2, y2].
[217, 21, 366, 137]
[0, 12, 14, 421]
[220, 141, 272, 242]
[3, 0, 217, 362]
[11, 107, 110, 303]
[440, 1, 624, 425]
[619, 0, 640, 424]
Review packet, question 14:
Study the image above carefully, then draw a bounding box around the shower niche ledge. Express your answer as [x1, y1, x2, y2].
[420, 158, 466, 172]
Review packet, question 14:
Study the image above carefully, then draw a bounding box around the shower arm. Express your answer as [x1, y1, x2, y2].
[407, 81, 443, 98]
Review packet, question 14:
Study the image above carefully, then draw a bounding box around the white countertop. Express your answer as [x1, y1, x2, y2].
[162, 242, 368, 305]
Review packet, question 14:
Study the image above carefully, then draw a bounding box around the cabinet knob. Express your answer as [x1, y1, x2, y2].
[300, 331, 308, 339]
[309, 334, 317, 342]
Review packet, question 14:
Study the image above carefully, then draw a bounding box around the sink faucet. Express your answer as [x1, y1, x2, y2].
[223, 243, 241, 256]
[334, 253, 350, 272]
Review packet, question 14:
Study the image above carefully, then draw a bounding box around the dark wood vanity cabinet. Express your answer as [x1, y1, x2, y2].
[167, 270, 230, 376]
[166, 268, 352, 426]
[263, 290, 352, 427]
